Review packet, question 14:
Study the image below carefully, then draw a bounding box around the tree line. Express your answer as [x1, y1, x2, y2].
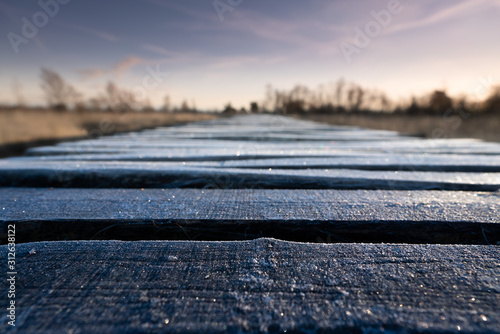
[5, 68, 500, 116]
[36, 68, 192, 113]
[248, 79, 500, 116]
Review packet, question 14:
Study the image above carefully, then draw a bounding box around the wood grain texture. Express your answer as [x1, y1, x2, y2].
[2, 114, 500, 333]
[1, 188, 498, 244]
[1, 162, 499, 190]
[13, 153, 500, 173]
[1, 239, 499, 333]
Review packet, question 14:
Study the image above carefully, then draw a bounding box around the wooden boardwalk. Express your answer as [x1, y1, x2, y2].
[1, 115, 499, 333]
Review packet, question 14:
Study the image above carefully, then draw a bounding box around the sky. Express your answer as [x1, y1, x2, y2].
[1, 0, 499, 110]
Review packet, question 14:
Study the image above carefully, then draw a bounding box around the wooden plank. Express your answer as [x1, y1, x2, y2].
[31, 137, 500, 157]
[1, 188, 498, 244]
[0, 161, 498, 190]
[26, 143, 500, 156]
[109, 116, 408, 141]
[1, 239, 498, 333]
[72, 133, 418, 142]
[13, 154, 500, 172]
[114, 130, 410, 140]
[3, 188, 498, 222]
[136, 127, 403, 136]
[218, 155, 500, 172]
[25, 148, 395, 159]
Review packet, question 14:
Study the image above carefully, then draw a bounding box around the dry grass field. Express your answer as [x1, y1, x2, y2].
[295, 113, 500, 143]
[1, 109, 498, 157]
[0, 109, 217, 157]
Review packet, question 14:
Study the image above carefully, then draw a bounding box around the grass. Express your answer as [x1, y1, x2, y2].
[294, 112, 500, 143]
[1, 109, 498, 157]
[0, 109, 217, 157]
[0, 109, 217, 145]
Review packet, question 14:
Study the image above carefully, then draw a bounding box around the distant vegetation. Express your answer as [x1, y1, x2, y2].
[2, 68, 499, 117]
[248, 80, 500, 117]
[1, 68, 499, 152]
[4, 68, 197, 113]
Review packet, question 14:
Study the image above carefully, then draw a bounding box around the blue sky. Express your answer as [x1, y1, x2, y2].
[1, 0, 499, 109]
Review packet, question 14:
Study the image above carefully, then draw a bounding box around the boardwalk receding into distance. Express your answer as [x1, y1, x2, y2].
[1, 115, 499, 333]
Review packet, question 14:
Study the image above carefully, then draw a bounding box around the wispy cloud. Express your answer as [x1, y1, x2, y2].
[387, 0, 497, 35]
[113, 56, 145, 76]
[222, 10, 345, 57]
[80, 69, 106, 80]
[142, 44, 176, 57]
[57, 22, 120, 42]
[80, 56, 146, 80]
[207, 55, 286, 70]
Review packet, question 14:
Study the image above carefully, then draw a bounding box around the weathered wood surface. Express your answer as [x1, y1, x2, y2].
[1, 188, 499, 244]
[11, 153, 500, 173]
[25, 144, 500, 157]
[1, 162, 499, 190]
[1, 239, 499, 333]
[2, 114, 500, 333]
[2, 115, 499, 191]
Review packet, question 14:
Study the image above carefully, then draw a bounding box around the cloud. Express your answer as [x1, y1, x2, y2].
[207, 55, 285, 70]
[80, 56, 146, 80]
[224, 10, 345, 57]
[141, 44, 205, 66]
[113, 56, 145, 76]
[80, 69, 106, 80]
[387, 0, 497, 34]
[57, 22, 120, 42]
[142, 44, 176, 57]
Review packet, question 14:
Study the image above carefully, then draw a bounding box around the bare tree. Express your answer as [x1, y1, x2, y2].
[162, 95, 171, 113]
[379, 92, 391, 112]
[105, 82, 141, 112]
[180, 100, 190, 112]
[67, 85, 84, 111]
[250, 102, 259, 113]
[40, 68, 77, 110]
[346, 84, 364, 112]
[274, 90, 287, 114]
[428, 90, 453, 114]
[312, 84, 325, 109]
[482, 86, 500, 114]
[105, 82, 120, 110]
[142, 98, 154, 112]
[88, 97, 106, 111]
[263, 84, 275, 112]
[334, 78, 346, 108]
